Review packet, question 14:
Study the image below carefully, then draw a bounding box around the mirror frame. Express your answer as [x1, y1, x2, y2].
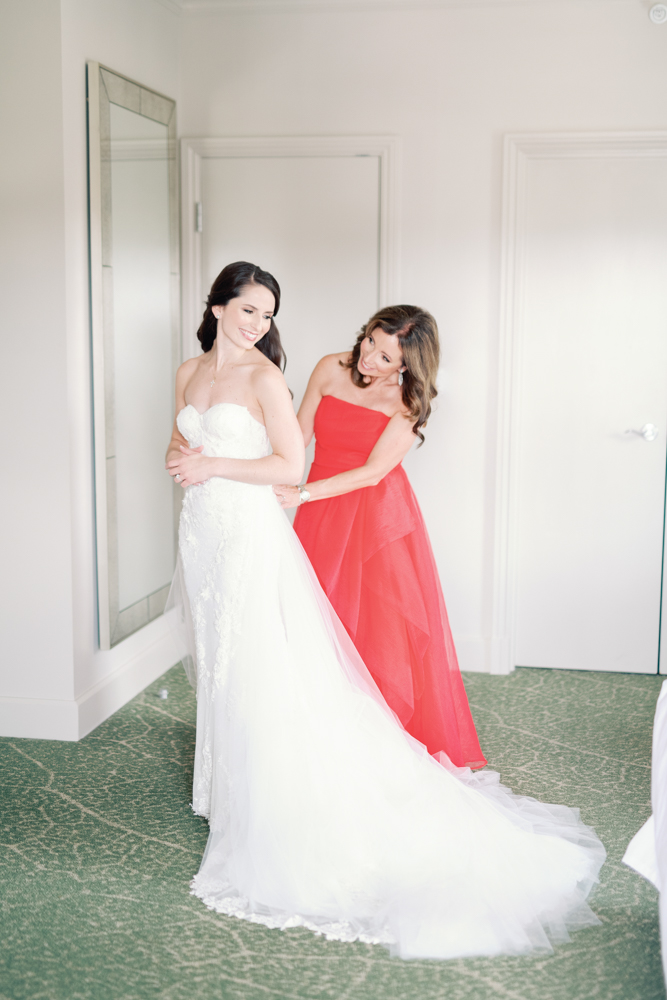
[87, 63, 180, 649]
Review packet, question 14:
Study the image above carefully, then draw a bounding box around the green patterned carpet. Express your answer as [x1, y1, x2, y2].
[0, 666, 664, 1000]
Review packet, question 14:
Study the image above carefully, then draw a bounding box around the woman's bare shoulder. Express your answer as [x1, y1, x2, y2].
[310, 352, 351, 386]
[391, 408, 416, 427]
[249, 347, 279, 369]
[177, 355, 201, 376]
[175, 355, 201, 387]
[317, 351, 351, 369]
[250, 354, 289, 393]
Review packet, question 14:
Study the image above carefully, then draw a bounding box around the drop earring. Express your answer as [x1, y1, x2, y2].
[398, 370, 404, 387]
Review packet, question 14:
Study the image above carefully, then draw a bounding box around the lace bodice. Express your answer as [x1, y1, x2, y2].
[177, 403, 271, 460]
[176, 403, 275, 820]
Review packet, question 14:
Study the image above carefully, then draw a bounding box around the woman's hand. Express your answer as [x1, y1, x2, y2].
[166, 445, 209, 488]
[273, 484, 303, 509]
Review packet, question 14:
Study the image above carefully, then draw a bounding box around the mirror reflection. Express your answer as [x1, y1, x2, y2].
[109, 104, 175, 614]
[88, 64, 179, 648]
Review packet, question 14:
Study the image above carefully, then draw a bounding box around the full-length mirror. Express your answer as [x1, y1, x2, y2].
[87, 64, 179, 648]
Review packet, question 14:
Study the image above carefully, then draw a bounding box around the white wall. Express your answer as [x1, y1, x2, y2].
[0, 0, 74, 727]
[62, 0, 181, 730]
[179, 0, 667, 670]
[0, 0, 182, 739]
[3, 0, 666, 741]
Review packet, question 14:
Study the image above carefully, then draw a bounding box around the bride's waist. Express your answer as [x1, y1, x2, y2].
[188, 477, 272, 494]
[182, 479, 275, 526]
[184, 478, 274, 510]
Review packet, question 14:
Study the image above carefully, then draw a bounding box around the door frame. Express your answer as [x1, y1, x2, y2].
[180, 134, 401, 361]
[491, 130, 667, 676]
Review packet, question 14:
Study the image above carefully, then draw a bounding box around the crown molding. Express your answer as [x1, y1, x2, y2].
[157, 0, 634, 15]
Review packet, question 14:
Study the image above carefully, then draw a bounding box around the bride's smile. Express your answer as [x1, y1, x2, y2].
[212, 285, 275, 354]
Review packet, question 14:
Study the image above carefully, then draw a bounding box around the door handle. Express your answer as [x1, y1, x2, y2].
[625, 423, 659, 441]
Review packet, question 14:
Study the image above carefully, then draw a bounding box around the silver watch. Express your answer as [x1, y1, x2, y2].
[298, 486, 311, 504]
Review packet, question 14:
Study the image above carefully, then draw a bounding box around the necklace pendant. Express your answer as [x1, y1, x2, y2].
[210, 379, 215, 388]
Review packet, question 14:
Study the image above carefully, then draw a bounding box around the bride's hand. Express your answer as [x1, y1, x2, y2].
[166, 445, 209, 488]
[273, 485, 302, 509]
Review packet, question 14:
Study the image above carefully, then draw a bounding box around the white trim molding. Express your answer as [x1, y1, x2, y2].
[76, 617, 186, 738]
[180, 134, 400, 360]
[0, 616, 186, 741]
[454, 636, 493, 674]
[157, 0, 635, 14]
[491, 130, 667, 676]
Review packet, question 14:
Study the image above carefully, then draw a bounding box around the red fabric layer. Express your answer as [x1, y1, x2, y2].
[293, 395, 486, 769]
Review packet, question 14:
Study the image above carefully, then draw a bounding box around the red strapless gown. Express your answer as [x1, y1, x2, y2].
[293, 396, 486, 769]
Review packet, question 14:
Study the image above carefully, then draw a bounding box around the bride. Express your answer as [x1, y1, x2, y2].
[165, 261, 605, 961]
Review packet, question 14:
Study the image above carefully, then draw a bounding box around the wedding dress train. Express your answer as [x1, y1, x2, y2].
[174, 402, 605, 961]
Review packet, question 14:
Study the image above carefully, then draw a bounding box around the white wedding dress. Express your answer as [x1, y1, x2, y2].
[174, 402, 605, 961]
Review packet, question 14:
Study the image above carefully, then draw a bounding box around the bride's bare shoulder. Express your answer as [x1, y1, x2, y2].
[175, 355, 201, 387]
[250, 351, 289, 394]
[178, 355, 201, 373]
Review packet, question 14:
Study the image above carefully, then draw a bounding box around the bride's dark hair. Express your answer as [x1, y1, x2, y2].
[197, 261, 286, 371]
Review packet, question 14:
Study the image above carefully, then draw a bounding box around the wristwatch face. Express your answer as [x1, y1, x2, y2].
[299, 488, 311, 503]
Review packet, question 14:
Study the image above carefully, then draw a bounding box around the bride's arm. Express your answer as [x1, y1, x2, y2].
[276, 413, 417, 508]
[167, 366, 305, 488]
[166, 358, 201, 466]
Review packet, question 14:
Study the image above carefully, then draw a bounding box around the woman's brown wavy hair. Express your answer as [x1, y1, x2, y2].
[196, 261, 286, 371]
[340, 304, 440, 444]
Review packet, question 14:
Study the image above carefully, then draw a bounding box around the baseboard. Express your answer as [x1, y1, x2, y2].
[488, 636, 514, 675]
[0, 696, 80, 741]
[2, 627, 511, 741]
[455, 636, 489, 673]
[77, 618, 186, 739]
[0, 617, 186, 742]
[455, 635, 515, 675]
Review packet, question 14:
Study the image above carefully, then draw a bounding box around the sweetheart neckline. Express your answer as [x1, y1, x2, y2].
[178, 401, 266, 430]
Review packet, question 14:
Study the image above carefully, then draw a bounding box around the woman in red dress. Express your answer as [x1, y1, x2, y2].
[274, 305, 486, 770]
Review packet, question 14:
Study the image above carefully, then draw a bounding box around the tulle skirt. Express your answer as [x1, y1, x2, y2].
[176, 475, 605, 961]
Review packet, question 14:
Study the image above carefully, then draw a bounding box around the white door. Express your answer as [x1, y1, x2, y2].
[513, 151, 667, 674]
[197, 154, 381, 414]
